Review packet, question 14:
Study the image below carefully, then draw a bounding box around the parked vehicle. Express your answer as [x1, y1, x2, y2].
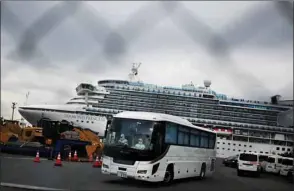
[223, 154, 239, 168]
[237, 152, 261, 177]
[265, 155, 283, 174]
[280, 157, 293, 177]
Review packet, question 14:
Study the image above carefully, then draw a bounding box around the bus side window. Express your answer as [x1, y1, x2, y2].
[190, 129, 200, 147]
[200, 132, 209, 148]
[165, 123, 177, 144]
[209, 134, 216, 149]
[177, 126, 189, 145]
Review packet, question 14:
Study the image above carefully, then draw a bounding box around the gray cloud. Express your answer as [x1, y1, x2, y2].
[221, 2, 292, 49]
[1, 1, 293, 119]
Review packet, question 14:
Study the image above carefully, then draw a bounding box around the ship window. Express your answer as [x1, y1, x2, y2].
[239, 144, 241, 146]
[260, 151, 263, 153]
[86, 121, 89, 123]
[233, 149, 235, 151]
[276, 147, 280, 150]
[76, 120, 79, 122]
[223, 148, 225, 150]
[282, 148, 285, 151]
[81, 121, 84, 123]
[92, 121, 94, 124]
[249, 145, 252, 148]
[244, 150, 246, 152]
[217, 142, 220, 144]
[233, 143, 236, 146]
[265, 152, 269, 154]
[244, 145, 246, 147]
[288, 148, 291, 151]
[238, 150, 241, 152]
[228, 148, 230, 150]
[217, 147, 219, 149]
[228, 143, 230, 145]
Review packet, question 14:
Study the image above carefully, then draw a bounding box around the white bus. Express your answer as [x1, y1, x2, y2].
[101, 111, 217, 184]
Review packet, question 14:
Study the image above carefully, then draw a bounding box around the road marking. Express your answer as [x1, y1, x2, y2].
[0, 182, 67, 190]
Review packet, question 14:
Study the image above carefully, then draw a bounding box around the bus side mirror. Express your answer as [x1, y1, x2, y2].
[105, 120, 112, 138]
[151, 123, 164, 154]
[151, 123, 162, 143]
[104, 130, 108, 138]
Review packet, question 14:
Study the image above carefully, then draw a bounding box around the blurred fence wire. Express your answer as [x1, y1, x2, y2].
[1, 1, 293, 96]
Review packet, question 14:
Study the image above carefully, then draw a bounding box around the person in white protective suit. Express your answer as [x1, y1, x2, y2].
[134, 138, 145, 150]
[118, 134, 128, 145]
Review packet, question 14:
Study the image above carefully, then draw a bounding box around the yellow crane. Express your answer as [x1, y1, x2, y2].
[0, 120, 43, 144]
[72, 127, 104, 158]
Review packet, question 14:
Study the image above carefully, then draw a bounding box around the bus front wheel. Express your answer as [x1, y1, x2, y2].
[163, 165, 174, 185]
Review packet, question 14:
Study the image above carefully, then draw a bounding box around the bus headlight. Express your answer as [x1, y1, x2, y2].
[103, 164, 109, 169]
[137, 170, 147, 174]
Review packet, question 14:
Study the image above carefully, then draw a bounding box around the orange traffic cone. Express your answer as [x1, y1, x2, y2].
[89, 154, 93, 162]
[54, 152, 62, 166]
[93, 156, 102, 168]
[34, 151, 40, 163]
[73, 150, 78, 161]
[68, 152, 72, 161]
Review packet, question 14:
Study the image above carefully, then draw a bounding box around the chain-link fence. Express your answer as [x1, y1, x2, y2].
[1, 1, 293, 96]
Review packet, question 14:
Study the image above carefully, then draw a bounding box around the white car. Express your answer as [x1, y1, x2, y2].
[265, 155, 283, 174]
[280, 157, 293, 176]
[237, 152, 261, 177]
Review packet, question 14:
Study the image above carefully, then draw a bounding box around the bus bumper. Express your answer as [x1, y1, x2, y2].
[101, 162, 164, 182]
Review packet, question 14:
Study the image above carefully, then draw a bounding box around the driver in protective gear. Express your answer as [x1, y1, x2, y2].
[118, 134, 128, 145]
[134, 138, 145, 150]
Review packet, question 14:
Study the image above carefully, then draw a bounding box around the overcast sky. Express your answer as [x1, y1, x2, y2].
[1, 1, 293, 120]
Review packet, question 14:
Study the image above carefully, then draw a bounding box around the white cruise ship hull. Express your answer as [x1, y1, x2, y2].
[216, 137, 293, 158]
[18, 104, 108, 137]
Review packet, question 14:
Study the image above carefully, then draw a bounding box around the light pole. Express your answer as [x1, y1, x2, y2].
[11, 102, 17, 121]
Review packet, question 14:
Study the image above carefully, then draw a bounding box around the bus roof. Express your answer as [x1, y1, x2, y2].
[114, 111, 215, 133]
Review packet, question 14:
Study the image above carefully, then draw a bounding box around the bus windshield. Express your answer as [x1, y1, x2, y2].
[105, 118, 155, 151]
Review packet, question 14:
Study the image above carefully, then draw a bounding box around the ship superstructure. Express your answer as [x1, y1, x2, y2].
[18, 63, 293, 157]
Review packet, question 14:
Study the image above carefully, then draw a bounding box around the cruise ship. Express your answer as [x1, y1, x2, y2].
[18, 63, 294, 158]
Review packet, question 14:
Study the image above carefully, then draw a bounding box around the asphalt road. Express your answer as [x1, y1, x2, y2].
[0, 154, 292, 191]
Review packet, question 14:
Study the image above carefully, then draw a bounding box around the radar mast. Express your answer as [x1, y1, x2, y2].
[128, 63, 141, 82]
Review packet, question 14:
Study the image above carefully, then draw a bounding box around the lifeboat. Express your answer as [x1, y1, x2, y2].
[213, 128, 233, 135]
